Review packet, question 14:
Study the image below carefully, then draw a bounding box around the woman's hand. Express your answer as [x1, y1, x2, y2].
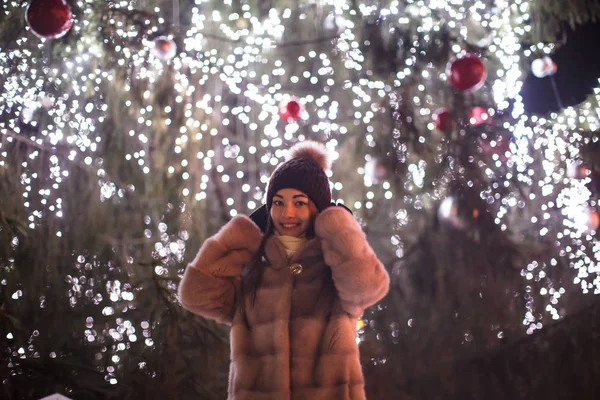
[315, 205, 358, 240]
[214, 215, 262, 253]
[314, 206, 390, 318]
[179, 214, 262, 324]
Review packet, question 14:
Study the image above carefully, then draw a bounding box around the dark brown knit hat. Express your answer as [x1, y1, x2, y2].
[266, 141, 332, 212]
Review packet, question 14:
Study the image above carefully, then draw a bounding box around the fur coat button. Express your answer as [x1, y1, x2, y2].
[288, 263, 303, 275]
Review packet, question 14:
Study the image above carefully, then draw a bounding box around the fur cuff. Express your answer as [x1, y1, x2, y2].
[315, 206, 360, 239]
[214, 215, 262, 253]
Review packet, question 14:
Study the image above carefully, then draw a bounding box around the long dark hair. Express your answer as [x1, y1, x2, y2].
[239, 214, 274, 329]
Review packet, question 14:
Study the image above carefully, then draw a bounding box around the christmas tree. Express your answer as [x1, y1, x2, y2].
[1, 0, 600, 399]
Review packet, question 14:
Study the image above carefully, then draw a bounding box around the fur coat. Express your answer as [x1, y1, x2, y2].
[178, 207, 390, 400]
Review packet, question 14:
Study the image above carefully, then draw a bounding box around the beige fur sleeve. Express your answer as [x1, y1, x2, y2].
[315, 207, 390, 318]
[178, 215, 261, 324]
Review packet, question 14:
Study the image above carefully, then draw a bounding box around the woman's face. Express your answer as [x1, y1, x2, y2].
[270, 188, 318, 237]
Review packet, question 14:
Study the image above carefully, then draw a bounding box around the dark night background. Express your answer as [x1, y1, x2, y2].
[522, 20, 600, 114]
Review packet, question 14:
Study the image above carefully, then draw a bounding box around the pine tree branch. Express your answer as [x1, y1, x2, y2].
[530, 0, 600, 42]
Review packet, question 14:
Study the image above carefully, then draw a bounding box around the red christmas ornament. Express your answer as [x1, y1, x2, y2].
[567, 162, 590, 180]
[438, 197, 466, 230]
[469, 106, 491, 126]
[25, 0, 73, 40]
[588, 209, 600, 232]
[152, 36, 177, 61]
[531, 56, 557, 78]
[278, 99, 302, 122]
[364, 157, 389, 184]
[432, 108, 455, 133]
[574, 207, 600, 232]
[446, 53, 487, 92]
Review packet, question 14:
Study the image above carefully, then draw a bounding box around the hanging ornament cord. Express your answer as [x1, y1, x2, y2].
[549, 75, 563, 110]
[172, 0, 180, 30]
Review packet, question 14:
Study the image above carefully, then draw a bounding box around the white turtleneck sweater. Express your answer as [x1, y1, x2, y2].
[274, 231, 308, 258]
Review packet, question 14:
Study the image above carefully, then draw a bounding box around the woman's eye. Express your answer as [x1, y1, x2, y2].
[295, 201, 308, 207]
[273, 201, 283, 206]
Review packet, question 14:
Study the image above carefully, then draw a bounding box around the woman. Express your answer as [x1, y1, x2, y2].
[178, 141, 390, 399]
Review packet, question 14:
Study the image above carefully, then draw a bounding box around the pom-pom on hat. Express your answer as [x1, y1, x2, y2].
[266, 141, 332, 212]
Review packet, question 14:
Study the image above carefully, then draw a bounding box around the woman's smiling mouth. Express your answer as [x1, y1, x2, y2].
[281, 223, 300, 229]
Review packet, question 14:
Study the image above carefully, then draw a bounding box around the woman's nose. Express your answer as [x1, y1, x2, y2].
[282, 204, 295, 218]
